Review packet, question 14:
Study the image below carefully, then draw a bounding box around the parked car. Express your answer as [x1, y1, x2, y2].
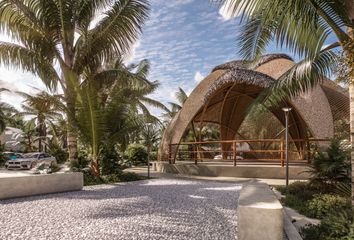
[3, 152, 23, 161]
[5, 152, 57, 170]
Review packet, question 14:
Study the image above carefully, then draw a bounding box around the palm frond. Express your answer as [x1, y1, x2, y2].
[176, 87, 188, 105]
[74, 0, 150, 72]
[259, 50, 338, 107]
[140, 97, 169, 112]
[0, 42, 59, 90]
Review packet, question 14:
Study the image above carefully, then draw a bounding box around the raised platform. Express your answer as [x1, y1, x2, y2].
[154, 162, 310, 179]
[0, 172, 83, 200]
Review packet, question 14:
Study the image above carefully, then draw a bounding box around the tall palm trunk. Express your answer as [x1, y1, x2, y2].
[347, 29, 354, 205]
[67, 104, 78, 163]
[90, 158, 100, 177]
[66, 89, 78, 163]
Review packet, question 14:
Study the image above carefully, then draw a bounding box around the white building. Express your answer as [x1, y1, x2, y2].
[0, 127, 24, 151]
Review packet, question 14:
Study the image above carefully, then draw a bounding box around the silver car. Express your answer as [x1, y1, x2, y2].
[5, 152, 57, 170]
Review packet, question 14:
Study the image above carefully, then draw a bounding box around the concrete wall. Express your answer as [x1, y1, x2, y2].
[238, 183, 283, 240]
[154, 162, 310, 179]
[0, 172, 83, 200]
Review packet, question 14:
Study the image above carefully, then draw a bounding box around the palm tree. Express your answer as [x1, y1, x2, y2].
[164, 87, 199, 141]
[0, 0, 150, 163]
[0, 88, 17, 133]
[18, 120, 37, 152]
[220, 0, 354, 200]
[77, 59, 166, 176]
[164, 87, 189, 119]
[17, 91, 63, 151]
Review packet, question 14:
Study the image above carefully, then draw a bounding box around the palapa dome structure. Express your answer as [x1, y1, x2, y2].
[158, 54, 349, 162]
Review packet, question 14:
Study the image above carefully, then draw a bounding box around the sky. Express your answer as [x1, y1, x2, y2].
[0, 0, 337, 116]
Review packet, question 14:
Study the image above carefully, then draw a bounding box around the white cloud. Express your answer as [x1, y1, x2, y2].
[124, 39, 141, 64]
[194, 71, 204, 83]
[218, 0, 249, 21]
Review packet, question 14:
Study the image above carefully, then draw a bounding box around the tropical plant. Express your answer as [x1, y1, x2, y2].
[220, 0, 354, 201]
[163, 87, 200, 141]
[100, 145, 122, 175]
[0, 88, 17, 133]
[17, 91, 63, 151]
[307, 140, 351, 186]
[126, 143, 148, 166]
[77, 58, 165, 176]
[0, 0, 150, 163]
[18, 120, 38, 152]
[165, 87, 189, 119]
[307, 194, 350, 219]
[139, 121, 161, 154]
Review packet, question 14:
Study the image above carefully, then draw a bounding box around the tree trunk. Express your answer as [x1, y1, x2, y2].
[90, 158, 100, 177]
[346, 23, 354, 205]
[66, 95, 78, 163]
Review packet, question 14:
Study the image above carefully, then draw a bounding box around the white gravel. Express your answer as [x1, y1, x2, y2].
[0, 178, 241, 240]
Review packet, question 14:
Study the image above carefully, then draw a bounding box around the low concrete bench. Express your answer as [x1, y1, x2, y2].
[0, 172, 83, 200]
[237, 183, 283, 240]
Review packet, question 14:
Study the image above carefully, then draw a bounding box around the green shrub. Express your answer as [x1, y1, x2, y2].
[282, 194, 309, 215]
[50, 163, 61, 173]
[100, 145, 122, 175]
[307, 140, 351, 186]
[300, 210, 354, 240]
[307, 194, 350, 219]
[126, 144, 148, 166]
[149, 151, 157, 161]
[83, 169, 104, 186]
[70, 152, 90, 171]
[300, 224, 324, 240]
[83, 171, 145, 185]
[48, 143, 68, 164]
[277, 181, 323, 201]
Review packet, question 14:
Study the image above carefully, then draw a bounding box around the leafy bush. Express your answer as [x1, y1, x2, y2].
[307, 194, 350, 219]
[282, 194, 309, 215]
[83, 169, 105, 186]
[149, 151, 157, 161]
[50, 163, 61, 173]
[100, 145, 122, 175]
[83, 170, 145, 186]
[307, 140, 351, 185]
[126, 144, 148, 166]
[301, 210, 354, 240]
[48, 143, 68, 164]
[300, 224, 323, 240]
[70, 151, 90, 171]
[277, 181, 323, 201]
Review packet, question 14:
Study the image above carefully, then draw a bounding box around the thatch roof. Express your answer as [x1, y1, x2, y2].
[204, 68, 276, 101]
[212, 60, 249, 72]
[253, 54, 293, 69]
[211, 54, 293, 73]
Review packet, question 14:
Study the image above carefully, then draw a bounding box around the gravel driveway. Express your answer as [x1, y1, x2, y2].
[0, 178, 241, 240]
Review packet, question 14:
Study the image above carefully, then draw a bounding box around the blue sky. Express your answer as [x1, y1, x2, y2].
[0, 0, 338, 115]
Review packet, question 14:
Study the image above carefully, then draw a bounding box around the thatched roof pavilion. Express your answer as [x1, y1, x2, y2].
[158, 54, 349, 162]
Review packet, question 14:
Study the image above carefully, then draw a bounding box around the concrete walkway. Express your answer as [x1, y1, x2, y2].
[0, 178, 241, 240]
[125, 166, 306, 186]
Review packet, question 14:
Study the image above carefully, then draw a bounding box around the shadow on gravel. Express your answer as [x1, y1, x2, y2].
[0, 179, 241, 239]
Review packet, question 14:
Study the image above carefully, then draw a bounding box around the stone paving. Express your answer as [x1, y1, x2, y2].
[0, 178, 241, 240]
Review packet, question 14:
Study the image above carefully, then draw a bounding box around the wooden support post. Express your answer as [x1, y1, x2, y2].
[168, 144, 172, 164]
[280, 140, 284, 167]
[194, 145, 197, 165]
[233, 141, 237, 167]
